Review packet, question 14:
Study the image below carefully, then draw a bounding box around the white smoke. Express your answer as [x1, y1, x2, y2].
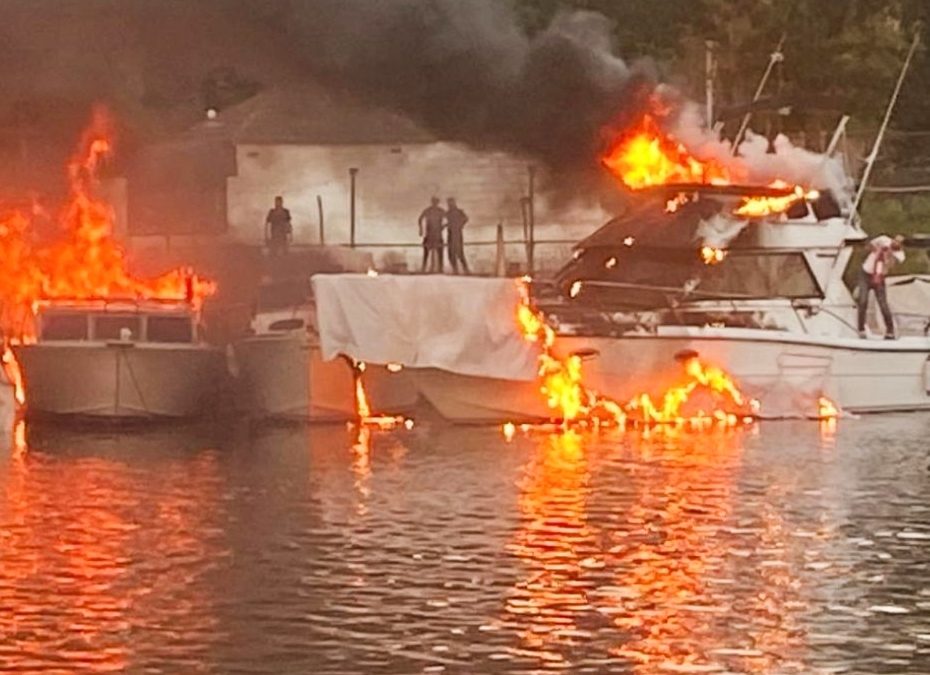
[669, 101, 854, 209]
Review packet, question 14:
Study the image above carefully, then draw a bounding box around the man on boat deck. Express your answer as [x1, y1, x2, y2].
[857, 234, 905, 339]
[265, 196, 293, 257]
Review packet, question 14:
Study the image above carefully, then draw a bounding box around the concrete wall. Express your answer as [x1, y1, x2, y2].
[226, 142, 610, 274]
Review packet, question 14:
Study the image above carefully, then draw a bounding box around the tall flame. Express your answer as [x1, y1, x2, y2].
[602, 111, 815, 218]
[0, 109, 215, 341]
[602, 114, 736, 189]
[515, 279, 757, 430]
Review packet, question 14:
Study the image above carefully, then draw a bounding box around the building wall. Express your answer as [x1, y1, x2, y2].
[227, 142, 610, 273]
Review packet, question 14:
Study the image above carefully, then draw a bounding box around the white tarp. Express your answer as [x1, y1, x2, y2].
[883, 275, 930, 335]
[312, 274, 540, 381]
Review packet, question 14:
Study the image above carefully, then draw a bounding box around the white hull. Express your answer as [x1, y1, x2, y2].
[14, 342, 225, 419]
[409, 368, 550, 424]
[558, 327, 930, 416]
[234, 334, 418, 421]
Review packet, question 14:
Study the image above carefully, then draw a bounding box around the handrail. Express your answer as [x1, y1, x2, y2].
[579, 279, 821, 303]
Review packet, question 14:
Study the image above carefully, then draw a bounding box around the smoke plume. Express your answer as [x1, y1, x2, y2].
[286, 0, 654, 182]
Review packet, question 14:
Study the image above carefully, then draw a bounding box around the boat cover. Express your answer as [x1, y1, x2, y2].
[312, 274, 540, 381]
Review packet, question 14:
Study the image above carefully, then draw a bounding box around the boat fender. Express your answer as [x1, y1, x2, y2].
[674, 349, 700, 363]
[569, 348, 600, 361]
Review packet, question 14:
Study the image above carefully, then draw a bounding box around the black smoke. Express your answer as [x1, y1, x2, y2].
[285, 0, 655, 181]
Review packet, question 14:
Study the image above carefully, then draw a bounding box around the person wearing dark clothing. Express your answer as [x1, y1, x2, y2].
[445, 197, 469, 274]
[265, 195, 292, 257]
[418, 197, 446, 273]
[857, 234, 905, 339]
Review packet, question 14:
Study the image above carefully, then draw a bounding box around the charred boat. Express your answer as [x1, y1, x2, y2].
[14, 300, 225, 420]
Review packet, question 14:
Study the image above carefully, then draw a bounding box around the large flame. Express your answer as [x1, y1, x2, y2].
[0, 109, 215, 342]
[515, 280, 757, 430]
[602, 114, 737, 189]
[602, 111, 816, 218]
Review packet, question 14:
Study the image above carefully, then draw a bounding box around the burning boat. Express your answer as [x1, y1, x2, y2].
[0, 109, 221, 422]
[547, 185, 930, 416]
[14, 299, 225, 420]
[233, 276, 417, 421]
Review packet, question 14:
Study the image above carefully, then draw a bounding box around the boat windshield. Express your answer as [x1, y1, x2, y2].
[564, 248, 822, 309]
[41, 312, 89, 340]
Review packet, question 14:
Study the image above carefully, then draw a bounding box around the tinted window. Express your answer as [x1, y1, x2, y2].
[94, 315, 141, 341]
[41, 313, 88, 341]
[699, 252, 821, 299]
[146, 316, 194, 343]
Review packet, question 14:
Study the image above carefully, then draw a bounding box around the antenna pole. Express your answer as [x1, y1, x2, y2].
[705, 40, 716, 127]
[852, 32, 921, 216]
[732, 33, 786, 154]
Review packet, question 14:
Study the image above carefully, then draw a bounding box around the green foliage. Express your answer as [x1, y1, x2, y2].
[859, 194, 930, 273]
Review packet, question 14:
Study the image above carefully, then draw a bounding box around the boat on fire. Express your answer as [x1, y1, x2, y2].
[545, 188, 930, 417]
[233, 276, 417, 421]
[13, 299, 225, 420]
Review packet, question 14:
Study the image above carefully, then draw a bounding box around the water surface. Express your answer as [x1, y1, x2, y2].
[1, 416, 929, 673]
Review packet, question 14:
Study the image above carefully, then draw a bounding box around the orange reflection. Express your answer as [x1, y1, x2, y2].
[505, 425, 809, 672]
[504, 430, 599, 665]
[0, 430, 226, 670]
[607, 428, 744, 669]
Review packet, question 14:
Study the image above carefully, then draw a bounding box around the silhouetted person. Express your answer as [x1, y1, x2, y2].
[446, 197, 469, 274]
[857, 234, 905, 339]
[418, 196, 445, 273]
[265, 195, 292, 257]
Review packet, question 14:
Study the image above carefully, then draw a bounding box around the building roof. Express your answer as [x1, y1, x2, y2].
[195, 82, 435, 146]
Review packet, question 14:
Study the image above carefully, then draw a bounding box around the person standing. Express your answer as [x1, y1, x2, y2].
[265, 195, 292, 257]
[418, 197, 446, 273]
[446, 197, 470, 274]
[857, 234, 905, 339]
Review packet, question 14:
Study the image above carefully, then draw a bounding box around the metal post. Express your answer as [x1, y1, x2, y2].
[527, 165, 536, 275]
[349, 167, 358, 248]
[495, 222, 505, 277]
[317, 194, 325, 246]
[732, 34, 786, 154]
[704, 40, 716, 129]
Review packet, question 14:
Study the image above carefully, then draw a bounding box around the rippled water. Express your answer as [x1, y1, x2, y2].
[1, 415, 929, 673]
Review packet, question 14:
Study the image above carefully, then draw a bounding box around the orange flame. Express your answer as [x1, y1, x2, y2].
[734, 183, 820, 218]
[351, 361, 411, 431]
[700, 246, 727, 265]
[817, 396, 839, 419]
[602, 111, 815, 218]
[515, 279, 756, 430]
[1, 343, 25, 405]
[0, 109, 216, 342]
[602, 114, 736, 189]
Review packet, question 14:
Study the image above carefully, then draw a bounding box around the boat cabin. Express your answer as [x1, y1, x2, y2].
[36, 301, 200, 344]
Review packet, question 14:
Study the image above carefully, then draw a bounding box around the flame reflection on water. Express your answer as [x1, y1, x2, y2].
[503, 426, 813, 672]
[1, 419, 928, 672]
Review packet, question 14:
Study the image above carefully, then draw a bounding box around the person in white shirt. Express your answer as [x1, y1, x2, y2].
[857, 234, 905, 339]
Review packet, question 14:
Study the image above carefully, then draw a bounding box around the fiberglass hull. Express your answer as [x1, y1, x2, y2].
[14, 342, 226, 420]
[558, 327, 930, 417]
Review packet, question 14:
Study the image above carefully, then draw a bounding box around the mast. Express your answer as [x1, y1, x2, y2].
[851, 32, 921, 216]
[732, 33, 786, 154]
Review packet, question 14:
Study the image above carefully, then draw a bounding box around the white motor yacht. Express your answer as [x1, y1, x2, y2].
[549, 190, 930, 417]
